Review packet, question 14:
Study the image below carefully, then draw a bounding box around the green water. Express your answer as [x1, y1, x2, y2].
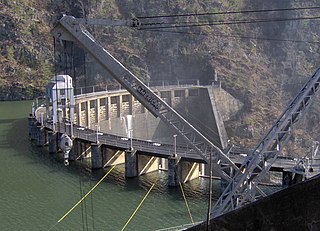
[0, 101, 220, 231]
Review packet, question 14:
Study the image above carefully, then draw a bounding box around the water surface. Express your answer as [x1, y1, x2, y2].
[0, 101, 218, 231]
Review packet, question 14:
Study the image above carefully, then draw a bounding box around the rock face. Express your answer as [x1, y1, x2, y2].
[187, 174, 320, 231]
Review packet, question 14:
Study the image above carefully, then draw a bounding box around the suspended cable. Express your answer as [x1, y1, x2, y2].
[53, 36, 58, 129]
[140, 28, 320, 44]
[206, 148, 213, 230]
[65, 42, 71, 130]
[140, 14, 320, 27]
[83, 177, 89, 231]
[47, 165, 116, 231]
[120, 183, 156, 231]
[179, 182, 194, 224]
[89, 177, 95, 231]
[79, 157, 86, 231]
[83, 52, 87, 95]
[137, 6, 320, 19]
[139, 15, 320, 30]
[72, 43, 76, 92]
[53, 37, 60, 133]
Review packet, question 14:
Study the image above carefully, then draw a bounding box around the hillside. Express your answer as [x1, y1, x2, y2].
[1, 0, 319, 153]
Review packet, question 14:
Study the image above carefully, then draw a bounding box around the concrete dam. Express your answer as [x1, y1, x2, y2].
[30, 78, 252, 186]
[73, 83, 242, 150]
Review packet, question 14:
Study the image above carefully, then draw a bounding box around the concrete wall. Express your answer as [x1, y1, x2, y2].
[211, 87, 244, 122]
[73, 86, 243, 149]
[188, 175, 320, 231]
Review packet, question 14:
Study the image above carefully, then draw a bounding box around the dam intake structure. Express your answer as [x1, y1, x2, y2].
[29, 76, 245, 185]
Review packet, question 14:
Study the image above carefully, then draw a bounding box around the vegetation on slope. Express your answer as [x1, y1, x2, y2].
[1, 0, 319, 154]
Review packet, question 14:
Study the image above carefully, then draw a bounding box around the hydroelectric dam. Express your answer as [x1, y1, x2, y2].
[28, 75, 316, 188]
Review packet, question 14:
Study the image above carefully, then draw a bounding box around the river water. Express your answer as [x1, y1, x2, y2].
[0, 101, 222, 231]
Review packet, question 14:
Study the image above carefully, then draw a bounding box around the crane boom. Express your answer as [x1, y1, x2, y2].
[51, 15, 239, 180]
[212, 68, 320, 217]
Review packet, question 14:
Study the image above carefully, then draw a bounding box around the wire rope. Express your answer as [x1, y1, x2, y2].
[89, 177, 96, 231]
[79, 154, 86, 231]
[179, 182, 194, 224]
[139, 15, 320, 30]
[137, 6, 320, 19]
[120, 183, 156, 231]
[47, 166, 116, 230]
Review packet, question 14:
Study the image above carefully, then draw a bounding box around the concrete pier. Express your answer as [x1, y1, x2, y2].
[48, 131, 58, 154]
[28, 115, 36, 140]
[282, 171, 293, 187]
[28, 115, 41, 142]
[125, 149, 138, 178]
[91, 143, 103, 169]
[168, 156, 181, 187]
[35, 126, 47, 146]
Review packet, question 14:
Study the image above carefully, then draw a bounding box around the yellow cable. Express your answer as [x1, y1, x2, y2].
[56, 165, 116, 224]
[179, 182, 194, 224]
[120, 183, 155, 231]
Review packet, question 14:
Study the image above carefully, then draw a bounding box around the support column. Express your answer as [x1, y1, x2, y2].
[77, 103, 82, 126]
[293, 172, 305, 185]
[35, 126, 47, 146]
[117, 95, 123, 117]
[171, 90, 175, 107]
[106, 97, 111, 120]
[28, 115, 37, 140]
[168, 156, 181, 187]
[125, 149, 138, 178]
[91, 143, 103, 169]
[282, 171, 293, 187]
[129, 95, 133, 115]
[159, 158, 168, 170]
[48, 131, 58, 154]
[199, 163, 206, 176]
[95, 98, 100, 124]
[86, 100, 91, 128]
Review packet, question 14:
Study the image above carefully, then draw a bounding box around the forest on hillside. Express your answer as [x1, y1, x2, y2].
[1, 0, 320, 154]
